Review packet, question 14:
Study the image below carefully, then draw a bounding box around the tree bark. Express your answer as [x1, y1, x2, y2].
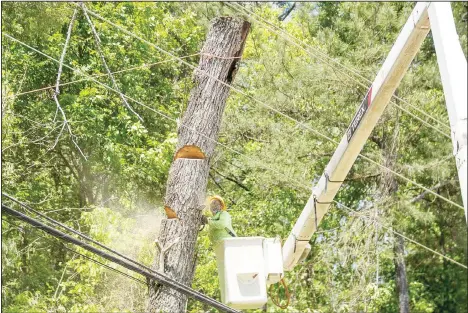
[379, 105, 410, 313]
[393, 235, 410, 313]
[147, 17, 250, 313]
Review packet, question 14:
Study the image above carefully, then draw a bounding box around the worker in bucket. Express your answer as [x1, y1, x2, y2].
[202, 195, 237, 247]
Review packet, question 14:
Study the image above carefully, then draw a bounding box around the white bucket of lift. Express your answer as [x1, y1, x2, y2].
[263, 237, 284, 285]
[214, 237, 267, 310]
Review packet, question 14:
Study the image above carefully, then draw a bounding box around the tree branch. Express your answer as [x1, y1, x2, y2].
[49, 8, 87, 160]
[81, 3, 143, 122]
[410, 180, 454, 203]
[56, 149, 80, 182]
[212, 167, 250, 191]
[55, 8, 78, 95]
[52, 94, 87, 160]
[209, 173, 237, 205]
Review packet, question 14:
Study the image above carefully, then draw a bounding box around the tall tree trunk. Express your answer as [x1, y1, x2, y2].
[147, 17, 250, 313]
[394, 235, 410, 313]
[379, 106, 410, 313]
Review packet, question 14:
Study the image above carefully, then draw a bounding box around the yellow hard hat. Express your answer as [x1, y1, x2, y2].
[208, 195, 226, 211]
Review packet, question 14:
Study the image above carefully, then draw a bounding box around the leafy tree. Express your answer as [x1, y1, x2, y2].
[2, 2, 466, 313]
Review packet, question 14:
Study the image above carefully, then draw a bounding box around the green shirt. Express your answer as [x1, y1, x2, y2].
[208, 211, 237, 247]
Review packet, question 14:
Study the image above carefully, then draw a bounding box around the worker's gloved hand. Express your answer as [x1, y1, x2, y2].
[201, 215, 209, 225]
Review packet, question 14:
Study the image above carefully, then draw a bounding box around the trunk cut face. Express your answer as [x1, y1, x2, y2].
[147, 17, 250, 313]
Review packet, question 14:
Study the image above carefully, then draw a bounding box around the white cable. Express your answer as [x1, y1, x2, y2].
[62, 8, 464, 211]
[334, 200, 467, 269]
[80, 3, 143, 122]
[3, 33, 464, 271]
[228, 2, 452, 134]
[2, 33, 292, 186]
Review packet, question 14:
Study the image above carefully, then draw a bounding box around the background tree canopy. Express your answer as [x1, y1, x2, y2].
[1, 2, 467, 313]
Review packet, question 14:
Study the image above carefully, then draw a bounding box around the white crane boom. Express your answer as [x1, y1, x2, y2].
[282, 2, 432, 271]
[428, 3, 467, 220]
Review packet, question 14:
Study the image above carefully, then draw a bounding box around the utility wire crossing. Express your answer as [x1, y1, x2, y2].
[2, 218, 148, 286]
[2, 193, 160, 272]
[71, 6, 464, 211]
[1, 204, 240, 313]
[3, 32, 465, 269]
[4, 187, 466, 274]
[3, 30, 461, 212]
[3, 6, 462, 211]
[227, 2, 451, 135]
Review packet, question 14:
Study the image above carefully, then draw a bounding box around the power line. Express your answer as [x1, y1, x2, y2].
[306, 196, 466, 270]
[227, 2, 451, 138]
[227, 2, 452, 135]
[3, 31, 462, 211]
[4, 185, 464, 274]
[5, 193, 464, 292]
[3, 33, 464, 268]
[2, 192, 157, 274]
[2, 193, 211, 273]
[31, 8, 462, 210]
[1, 204, 239, 313]
[2, 218, 148, 286]
[6, 53, 200, 99]
[334, 201, 468, 269]
[227, 2, 451, 139]
[4, 195, 465, 307]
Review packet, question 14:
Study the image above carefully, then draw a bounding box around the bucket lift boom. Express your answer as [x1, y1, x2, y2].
[282, 2, 467, 271]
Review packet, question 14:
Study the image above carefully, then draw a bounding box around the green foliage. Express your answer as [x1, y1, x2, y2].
[2, 2, 466, 313]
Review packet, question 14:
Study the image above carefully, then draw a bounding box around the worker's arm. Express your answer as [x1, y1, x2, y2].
[208, 211, 230, 230]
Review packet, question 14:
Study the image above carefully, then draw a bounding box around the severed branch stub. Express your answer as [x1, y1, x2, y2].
[154, 237, 181, 274]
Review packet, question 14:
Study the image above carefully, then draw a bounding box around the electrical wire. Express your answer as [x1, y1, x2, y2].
[227, 2, 451, 139]
[333, 200, 467, 269]
[1, 204, 240, 313]
[2, 192, 159, 274]
[6, 16, 460, 212]
[226, 2, 452, 134]
[6, 53, 200, 99]
[1, 218, 148, 286]
[4, 185, 465, 273]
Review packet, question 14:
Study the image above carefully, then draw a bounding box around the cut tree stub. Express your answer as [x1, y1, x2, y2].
[166, 145, 206, 218]
[174, 145, 206, 160]
[164, 206, 178, 219]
